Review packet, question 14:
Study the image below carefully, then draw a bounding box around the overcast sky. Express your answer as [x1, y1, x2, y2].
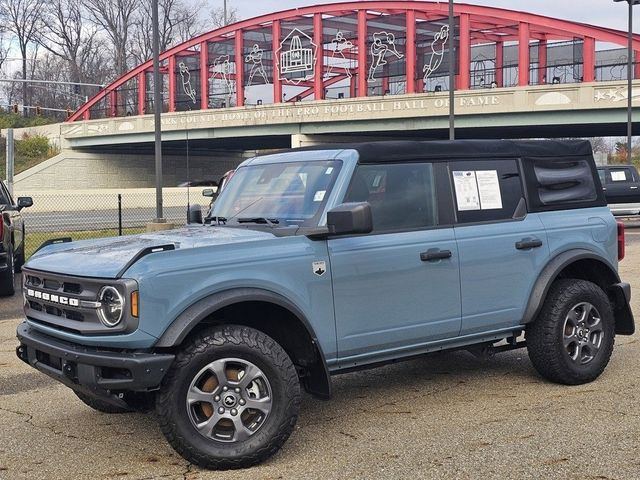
[228, 0, 640, 33]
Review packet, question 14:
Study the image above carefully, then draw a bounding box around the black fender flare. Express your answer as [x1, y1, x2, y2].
[522, 249, 634, 334]
[155, 287, 332, 398]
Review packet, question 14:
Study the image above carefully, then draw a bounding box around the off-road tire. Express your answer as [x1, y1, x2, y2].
[156, 325, 301, 470]
[74, 390, 155, 414]
[526, 279, 615, 385]
[0, 245, 15, 296]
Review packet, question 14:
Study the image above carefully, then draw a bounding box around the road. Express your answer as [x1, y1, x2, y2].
[1, 229, 640, 479]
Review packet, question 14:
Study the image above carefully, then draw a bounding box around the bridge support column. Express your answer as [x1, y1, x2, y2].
[583, 37, 595, 82]
[357, 9, 367, 97]
[518, 22, 530, 86]
[458, 13, 471, 90]
[272, 20, 282, 103]
[235, 33, 244, 107]
[201, 40, 209, 109]
[495, 41, 503, 87]
[109, 90, 117, 117]
[538, 39, 547, 85]
[314, 13, 324, 101]
[406, 10, 416, 94]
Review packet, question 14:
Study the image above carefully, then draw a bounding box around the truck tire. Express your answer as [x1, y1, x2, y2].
[526, 279, 615, 385]
[14, 238, 25, 273]
[156, 325, 301, 470]
[0, 245, 15, 296]
[74, 390, 155, 414]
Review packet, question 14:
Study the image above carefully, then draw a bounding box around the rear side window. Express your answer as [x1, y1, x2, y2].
[344, 162, 438, 232]
[609, 168, 632, 183]
[449, 159, 524, 224]
[524, 157, 598, 208]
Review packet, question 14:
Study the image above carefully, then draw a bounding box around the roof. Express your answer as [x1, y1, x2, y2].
[295, 139, 594, 163]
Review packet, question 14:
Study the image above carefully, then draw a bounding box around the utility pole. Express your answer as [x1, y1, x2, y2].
[448, 0, 455, 140]
[153, 0, 164, 222]
[224, 0, 227, 26]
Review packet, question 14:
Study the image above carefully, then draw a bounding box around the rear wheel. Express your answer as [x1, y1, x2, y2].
[156, 325, 300, 470]
[526, 279, 615, 385]
[0, 245, 15, 296]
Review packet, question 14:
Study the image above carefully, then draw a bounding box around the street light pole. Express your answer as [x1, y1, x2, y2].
[614, 0, 639, 164]
[152, 0, 164, 221]
[448, 0, 455, 140]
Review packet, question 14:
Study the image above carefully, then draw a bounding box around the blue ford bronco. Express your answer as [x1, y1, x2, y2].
[16, 140, 634, 469]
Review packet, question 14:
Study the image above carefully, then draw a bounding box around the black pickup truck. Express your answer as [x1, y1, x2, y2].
[0, 181, 32, 295]
[597, 165, 640, 215]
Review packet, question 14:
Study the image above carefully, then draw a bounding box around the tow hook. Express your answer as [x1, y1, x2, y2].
[16, 345, 28, 363]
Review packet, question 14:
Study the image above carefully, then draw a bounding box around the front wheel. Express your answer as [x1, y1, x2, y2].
[156, 326, 301, 470]
[526, 279, 615, 385]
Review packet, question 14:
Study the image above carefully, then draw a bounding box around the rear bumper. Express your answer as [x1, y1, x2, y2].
[16, 322, 174, 397]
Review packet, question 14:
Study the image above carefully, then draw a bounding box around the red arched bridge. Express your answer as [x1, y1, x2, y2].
[68, 1, 640, 123]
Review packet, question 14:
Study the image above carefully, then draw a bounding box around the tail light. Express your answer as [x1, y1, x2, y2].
[617, 221, 625, 261]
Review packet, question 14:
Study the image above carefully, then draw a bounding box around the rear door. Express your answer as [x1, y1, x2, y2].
[329, 161, 462, 365]
[603, 166, 640, 203]
[0, 182, 23, 253]
[449, 159, 550, 335]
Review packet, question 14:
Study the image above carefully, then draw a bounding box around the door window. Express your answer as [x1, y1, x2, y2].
[344, 163, 438, 232]
[449, 159, 524, 224]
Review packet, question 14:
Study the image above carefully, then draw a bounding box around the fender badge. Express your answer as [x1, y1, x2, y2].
[312, 261, 326, 276]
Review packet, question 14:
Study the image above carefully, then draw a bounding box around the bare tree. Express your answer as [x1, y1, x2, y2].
[0, 0, 46, 114]
[131, 0, 205, 65]
[82, 0, 138, 77]
[210, 6, 239, 29]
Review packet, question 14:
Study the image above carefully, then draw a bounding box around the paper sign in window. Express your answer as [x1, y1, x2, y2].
[476, 170, 503, 210]
[611, 171, 627, 181]
[453, 171, 480, 211]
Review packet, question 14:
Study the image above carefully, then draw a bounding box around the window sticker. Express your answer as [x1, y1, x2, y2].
[476, 170, 503, 210]
[611, 170, 627, 181]
[453, 171, 480, 211]
[313, 190, 326, 202]
[325, 167, 334, 175]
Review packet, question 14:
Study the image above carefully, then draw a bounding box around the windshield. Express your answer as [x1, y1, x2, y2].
[211, 160, 342, 227]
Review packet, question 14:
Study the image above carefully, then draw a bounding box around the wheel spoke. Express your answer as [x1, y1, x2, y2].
[242, 395, 272, 414]
[563, 334, 577, 349]
[187, 386, 214, 405]
[231, 415, 253, 442]
[236, 363, 261, 389]
[195, 412, 220, 436]
[208, 360, 228, 385]
[580, 303, 593, 323]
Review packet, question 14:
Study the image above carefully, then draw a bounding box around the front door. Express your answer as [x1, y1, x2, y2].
[329, 161, 462, 364]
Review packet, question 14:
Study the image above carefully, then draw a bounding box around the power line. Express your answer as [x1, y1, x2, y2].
[0, 78, 104, 88]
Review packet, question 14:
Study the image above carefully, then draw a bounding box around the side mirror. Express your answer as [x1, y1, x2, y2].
[327, 202, 373, 236]
[202, 188, 218, 198]
[16, 197, 33, 211]
[187, 204, 203, 224]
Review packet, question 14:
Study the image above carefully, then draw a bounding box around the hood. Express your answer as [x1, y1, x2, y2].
[25, 226, 275, 279]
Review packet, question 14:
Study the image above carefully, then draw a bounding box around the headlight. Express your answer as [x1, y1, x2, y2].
[97, 286, 124, 327]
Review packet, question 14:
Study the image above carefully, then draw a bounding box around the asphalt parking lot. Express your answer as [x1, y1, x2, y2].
[2, 228, 640, 479]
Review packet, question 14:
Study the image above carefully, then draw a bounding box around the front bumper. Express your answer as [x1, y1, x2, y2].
[16, 322, 174, 399]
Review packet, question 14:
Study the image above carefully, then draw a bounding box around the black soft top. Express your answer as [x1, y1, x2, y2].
[298, 139, 593, 163]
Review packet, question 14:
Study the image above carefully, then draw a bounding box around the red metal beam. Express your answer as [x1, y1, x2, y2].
[109, 90, 117, 117]
[314, 13, 324, 100]
[495, 41, 503, 87]
[272, 20, 282, 103]
[518, 22, 530, 87]
[406, 9, 416, 94]
[200, 41, 209, 110]
[459, 13, 471, 90]
[168, 55, 176, 112]
[235, 32, 244, 107]
[583, 37, 595, 82]
[357, 9, 367, 98]
[137, 72, 146, 115]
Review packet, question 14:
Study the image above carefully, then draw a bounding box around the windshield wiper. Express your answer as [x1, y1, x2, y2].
[237, 217, 280, 226]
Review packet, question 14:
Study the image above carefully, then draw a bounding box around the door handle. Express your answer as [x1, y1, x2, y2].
[420, 249, 452, 262]
[515, 239, 543, 250]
